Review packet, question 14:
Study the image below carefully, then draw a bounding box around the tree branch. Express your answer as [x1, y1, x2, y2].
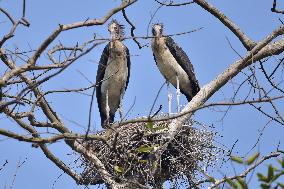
[271, 0, 284, 14]
[39, 144, 84, 184]
[122, 9, 145, 49]
[154, 0, 194, 6]
[26, 0, 137, 67]
[167, 25, 284, 137]
[193, 0, 257, 50]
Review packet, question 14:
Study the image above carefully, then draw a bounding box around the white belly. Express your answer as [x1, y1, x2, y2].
[101, 57, 128, 114]
[154, 48, 192, 96]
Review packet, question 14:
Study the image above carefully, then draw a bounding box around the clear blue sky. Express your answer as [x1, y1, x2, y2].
[1, 0, 284, 188]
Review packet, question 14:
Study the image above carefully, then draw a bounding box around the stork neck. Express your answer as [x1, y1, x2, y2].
[111, 30, 123, 40]
[154, 36, 165, 45]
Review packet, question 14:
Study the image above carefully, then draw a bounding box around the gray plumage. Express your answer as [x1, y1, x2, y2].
[151, 24, 200, 101]
[96, 20, 130, 128]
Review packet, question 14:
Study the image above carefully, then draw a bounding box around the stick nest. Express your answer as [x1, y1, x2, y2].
[80, 117, 218, 187]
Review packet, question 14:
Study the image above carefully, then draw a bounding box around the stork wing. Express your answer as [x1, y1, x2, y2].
[125, 45, 131, 91]
[165, 37, 200, 96]
[96, 43, 110, 123]
[96, 43, 110, 84]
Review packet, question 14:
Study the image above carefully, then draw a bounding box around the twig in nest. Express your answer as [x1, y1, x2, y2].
[80, 118, 220, 187]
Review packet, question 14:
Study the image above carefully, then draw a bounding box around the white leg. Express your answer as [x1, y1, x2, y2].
[118, 96, 124, 120]
[176, 75, 181, 113]
[105, 90, 110, 124]
[167, 81, 173, 115]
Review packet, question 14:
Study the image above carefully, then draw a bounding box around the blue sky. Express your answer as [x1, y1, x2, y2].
[1, 0, 284, 188]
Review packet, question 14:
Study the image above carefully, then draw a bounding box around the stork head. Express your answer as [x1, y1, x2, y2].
[152, 23, 163, 38]
[108, 19, 125, 40]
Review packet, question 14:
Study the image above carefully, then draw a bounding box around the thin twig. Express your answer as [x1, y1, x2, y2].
[154, 0, 194, 6]
[271, 0, 284, 14]
[122, 9, 145, 49]
[193, 0, 256, 50]
[113, 94, 284, 127]
[148, 81, 167, 117]
[147, 2, 164, 37]
[22, 0, 26, 17]
[86, 87, 96, 138]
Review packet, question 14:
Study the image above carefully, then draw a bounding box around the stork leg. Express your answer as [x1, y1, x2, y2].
[105, 90, 110, 125]
[176, 75, 181, 113]
[118, 96, 124, 121]
[167, 81, 173, 115]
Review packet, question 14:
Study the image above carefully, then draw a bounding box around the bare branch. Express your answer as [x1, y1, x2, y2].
[2, 1, 284, 187]
[28, 0, 137, 66]
[22, 0, 26, 17]
[271, 0, 284, 14]
[86, 87, 96, 137]
[9, 158, 26, 189]
[193, 0, 257, 50]
[154, 0, 194, 6]
[122, 9, 146, 49]
[39, 144, 84, 184]
[0, 6, 29, 47]
[114, 95, 284, 127]
[166, 25, 284, 135]
[259, 60, 284, 94]
[0, 7, 16, 25]
[61, 0, 137, 31]
[0, 129, 108, 144]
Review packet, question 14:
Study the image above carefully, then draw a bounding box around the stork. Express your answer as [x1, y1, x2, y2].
[96, 19, 131, 128]
[151, 23, 200, 113]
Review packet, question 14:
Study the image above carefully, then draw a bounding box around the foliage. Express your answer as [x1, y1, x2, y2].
[224, 154, 284, 189]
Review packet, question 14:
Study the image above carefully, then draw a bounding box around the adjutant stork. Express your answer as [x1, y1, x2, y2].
[96, 20, 131, 128]
[151, 23, 200, 113]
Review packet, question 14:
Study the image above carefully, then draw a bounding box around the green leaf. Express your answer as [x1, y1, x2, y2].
[277, 158, 282, 166]
[152, 161, 157, 169]
[267, 164, 274, 182]
[208, 176, 216, 183]
[236, 177, 248, 189]
[226, 178, 238, 189]
[260, 183, 270, 189]
[257, 173, 268, 182]
[271, 171, 284, 182]
[246, 152, 260, 165]
[231, 156, 244, 164]
[138, 160, 148, 164]
[152, 125, 167, 131]
[278, 182, 284, 189]
[146, 121, 167, 131]
[114, 165, 124, 173]
[276, 157, 284, 168]
[136, 144, 159, 153]
[146, 121, 154, 129]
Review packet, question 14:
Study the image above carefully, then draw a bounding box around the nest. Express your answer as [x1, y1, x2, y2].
[79, 116, 218, 188]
